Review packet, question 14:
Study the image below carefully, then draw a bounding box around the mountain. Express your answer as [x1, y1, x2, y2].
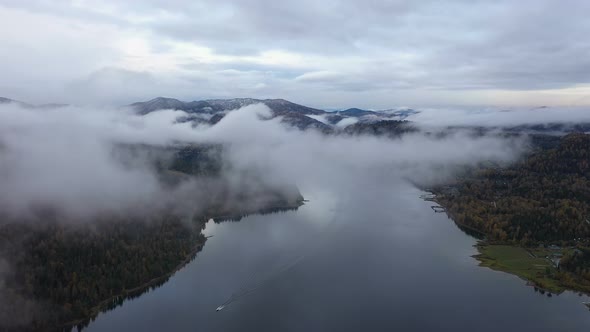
[505, 123, 590, 133]
[337, 108, 376, 117]
[129, 97, 189, 114]
[0, 96, 34, 108]
[130, 97, 325, 116]
[249, 98, 325, 116]
[324, 113, 345, 125]
[129, 97, 428, 136]
[131, 97, 590, 138]
[0, 97, 67, 109]
[129, 97, 332, 132]
[335, 107, 420, 120]
[10, 95, 587, 138]
[343, 120, 418, 138]
[383, 108, 420, 120]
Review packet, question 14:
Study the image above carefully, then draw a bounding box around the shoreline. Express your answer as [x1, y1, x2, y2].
[424, 191, 486, 237]
[420, 190, 590, 298]
[472, 243, 565, 294]
[62, 239, 206, 329]
[61, 200, 304, 330]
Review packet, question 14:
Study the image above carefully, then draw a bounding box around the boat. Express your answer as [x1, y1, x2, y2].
[216, 305, 225, 312]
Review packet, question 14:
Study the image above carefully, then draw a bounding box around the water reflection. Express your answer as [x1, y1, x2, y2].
[85, 184, 590, 332]
[68, 206, 302, 331]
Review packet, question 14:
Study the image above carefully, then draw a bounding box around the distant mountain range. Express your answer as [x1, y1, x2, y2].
[129, 97, 332, 131]
[128, 97, 590, 137]
[3, 95, 589, 138]
[128, 97, 419, 134]
[0, 97, 68, 109]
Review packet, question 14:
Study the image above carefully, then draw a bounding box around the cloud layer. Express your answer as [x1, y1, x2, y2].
[1, 1, 590, 107]
[409, 106, 590, 128]
[0, 102, 526, 221]
[0, 101, 532, 327]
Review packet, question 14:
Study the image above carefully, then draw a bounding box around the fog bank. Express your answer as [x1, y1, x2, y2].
[0, 102, 527, 221]
[409, 106, 590, 128]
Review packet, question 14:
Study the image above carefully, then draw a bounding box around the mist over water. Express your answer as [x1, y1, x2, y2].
[3, 0, 590, 329]
[0, 102, 526, 221]
[84, 181, 590, 332]
[409, 106, 590, 128]
[1, 100, 582, 330]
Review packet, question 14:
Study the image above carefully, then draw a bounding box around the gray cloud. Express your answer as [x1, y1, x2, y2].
[410, 106, 590, 128]
[1, 0, 590, 107]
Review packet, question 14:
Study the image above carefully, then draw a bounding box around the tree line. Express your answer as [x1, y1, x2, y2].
[434, 133, 590, 290]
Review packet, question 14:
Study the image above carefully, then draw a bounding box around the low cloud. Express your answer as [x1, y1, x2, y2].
[0, 102, 527, 222]
[0, 101, 530, 326]
[409, 106, 590, 128]
[198, 105, 525, 193]
[0, 103, 218, 220]
[294, 71, 344, 83]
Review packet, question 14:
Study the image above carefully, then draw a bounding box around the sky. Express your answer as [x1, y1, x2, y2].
[1, 0, 590, 108]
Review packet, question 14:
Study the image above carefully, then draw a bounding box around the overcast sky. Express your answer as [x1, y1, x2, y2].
[1, 0, 590, 108]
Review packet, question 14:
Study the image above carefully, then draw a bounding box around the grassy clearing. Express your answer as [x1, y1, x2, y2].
[474, 245, 564, 293]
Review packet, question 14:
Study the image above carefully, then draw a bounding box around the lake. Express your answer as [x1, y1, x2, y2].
[85, 181, 590, 331]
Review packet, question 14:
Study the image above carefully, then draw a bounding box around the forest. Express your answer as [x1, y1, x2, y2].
[0, 144, 304, 331]
[433, 133, 590, 291]
[0, 216, 207, 331]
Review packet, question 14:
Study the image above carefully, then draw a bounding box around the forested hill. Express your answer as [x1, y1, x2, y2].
[524, 133, 590, 176]
[0, 145, 304, 331]
[433, 133, 590, 292]
[342, 120, 418, 138]
[436, 133, 590, 244]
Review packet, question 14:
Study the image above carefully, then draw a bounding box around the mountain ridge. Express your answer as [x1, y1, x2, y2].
[0, 96, 68, 109]
[5, 95, 589, 137]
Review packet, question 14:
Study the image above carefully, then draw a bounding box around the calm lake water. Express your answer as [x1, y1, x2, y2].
[86, 182, 590, 332]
